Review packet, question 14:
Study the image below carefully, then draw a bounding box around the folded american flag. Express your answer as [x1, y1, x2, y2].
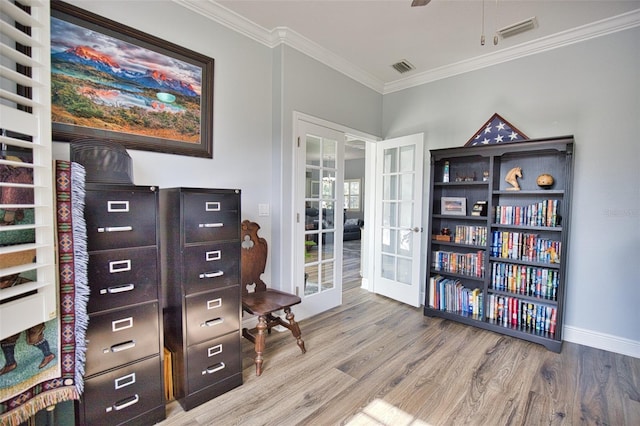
[466, 113, 528, 146]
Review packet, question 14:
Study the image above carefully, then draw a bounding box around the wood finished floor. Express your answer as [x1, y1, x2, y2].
[158, 242, 640, 426]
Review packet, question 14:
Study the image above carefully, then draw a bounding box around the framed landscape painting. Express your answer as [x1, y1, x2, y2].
[50, 1, 214, 158]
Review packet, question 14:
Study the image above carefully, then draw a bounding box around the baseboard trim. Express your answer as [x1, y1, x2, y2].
[563, 325, 640, 359]
[360, 277, 371, 291]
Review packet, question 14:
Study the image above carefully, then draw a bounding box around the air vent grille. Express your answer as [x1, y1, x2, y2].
[497, 17, 538, 39]
[391, 60, 415, 74]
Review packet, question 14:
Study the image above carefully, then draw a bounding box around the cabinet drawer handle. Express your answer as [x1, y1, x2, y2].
[112, 394, 139, 411]
[109, 340, 136, 353]
[101, 284, 135, 295]
[199, 271, 224, 279]
[203, 362, 225, 375]
[199, 222, 223, 228]
[98, 226, 133, 233]
[205, 201, 221, 211]
[201, 318, 223, 327]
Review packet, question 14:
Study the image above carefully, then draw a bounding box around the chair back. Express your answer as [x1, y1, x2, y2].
[240, 220, 268, 295]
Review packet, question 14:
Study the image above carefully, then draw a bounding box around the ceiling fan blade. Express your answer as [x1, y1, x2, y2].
[411, 0, 431, 6]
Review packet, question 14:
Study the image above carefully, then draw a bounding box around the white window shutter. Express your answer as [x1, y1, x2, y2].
[1, 0, 56, 339]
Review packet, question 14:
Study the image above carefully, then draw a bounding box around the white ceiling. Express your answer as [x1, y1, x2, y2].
[179, 0, 640, 94]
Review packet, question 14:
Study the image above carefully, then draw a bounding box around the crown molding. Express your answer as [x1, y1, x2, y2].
[174, 1, 640, 95]
[384, 8, 640, 94]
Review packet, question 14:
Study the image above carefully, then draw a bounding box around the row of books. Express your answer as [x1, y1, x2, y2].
[495, 199, 560, 227]
[491, 262, 559, 300]
[490, 231, 562, 263]
[486, 293, 557, 335]
[431, 250, 485, 278]
[428, 275, 483, 318]
[453, 225, 488, 246]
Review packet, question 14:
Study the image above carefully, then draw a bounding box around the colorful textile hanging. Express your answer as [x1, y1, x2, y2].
[0, 161, 88, 426]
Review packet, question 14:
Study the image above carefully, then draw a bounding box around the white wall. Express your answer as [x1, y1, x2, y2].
[382, 27, 640, 356]
[54, 0, 274, 233]
[272, 46, 382, 288]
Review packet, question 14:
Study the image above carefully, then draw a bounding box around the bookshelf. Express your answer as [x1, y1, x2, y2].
[424, 136, 574, 352]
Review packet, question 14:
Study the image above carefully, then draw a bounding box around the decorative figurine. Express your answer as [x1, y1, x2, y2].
[536, 173, 554, 189]
[505, 166, 522, 191]
[545, 246, 559, 263]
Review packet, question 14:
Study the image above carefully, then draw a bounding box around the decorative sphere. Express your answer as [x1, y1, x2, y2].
[536, 173, 554, 188]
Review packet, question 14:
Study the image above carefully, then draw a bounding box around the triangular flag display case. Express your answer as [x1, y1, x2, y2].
[465, 113, 528, 147]
[425, 135, 574, 352]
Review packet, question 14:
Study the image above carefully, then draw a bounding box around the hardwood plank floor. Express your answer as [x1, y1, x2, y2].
[158, 243, 640, 425]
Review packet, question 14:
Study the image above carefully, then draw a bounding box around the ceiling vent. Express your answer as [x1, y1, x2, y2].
[497, 16, 538, 39]
[391, 60, 415, 74]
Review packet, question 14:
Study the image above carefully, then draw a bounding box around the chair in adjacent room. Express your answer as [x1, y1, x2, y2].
[240, 220, 306, 376]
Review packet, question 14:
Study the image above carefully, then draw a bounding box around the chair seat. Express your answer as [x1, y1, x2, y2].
[242, 289, 301, 316]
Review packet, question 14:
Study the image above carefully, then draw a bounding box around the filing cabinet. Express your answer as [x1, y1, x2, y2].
[76, 184, 165, 425]
[160, 187, 242, 411]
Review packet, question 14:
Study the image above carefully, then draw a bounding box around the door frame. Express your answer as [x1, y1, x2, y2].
[292, 112, 379, 320]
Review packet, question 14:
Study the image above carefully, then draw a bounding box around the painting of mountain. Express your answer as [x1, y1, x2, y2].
[50, 13, 206, 146]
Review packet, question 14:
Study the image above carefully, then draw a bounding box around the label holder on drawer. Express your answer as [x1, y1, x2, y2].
[112, 317, 133, 332]
[205, 201, 221, 211]
[208, 344, 223, 357]
[206, 250, 222, 261]
[108, 201, 130, 212]
[109, 259, 132, 273]
[115, 372, 136, 389]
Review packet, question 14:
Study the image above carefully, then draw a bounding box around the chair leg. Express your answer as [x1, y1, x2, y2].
[254, 315, 267, 376]
[284, 307, 306, 354]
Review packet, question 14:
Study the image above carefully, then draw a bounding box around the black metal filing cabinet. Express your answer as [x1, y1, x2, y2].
[159, 187, 242, 411]
[76, 184, 165, 425]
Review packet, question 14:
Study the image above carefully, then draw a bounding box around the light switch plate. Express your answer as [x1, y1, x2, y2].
[258, 203, 270, 216]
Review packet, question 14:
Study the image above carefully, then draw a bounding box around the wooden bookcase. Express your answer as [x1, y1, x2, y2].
[424, 136, 574, 352]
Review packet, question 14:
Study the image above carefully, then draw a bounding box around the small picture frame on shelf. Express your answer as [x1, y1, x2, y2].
[441, 197, 466, 216]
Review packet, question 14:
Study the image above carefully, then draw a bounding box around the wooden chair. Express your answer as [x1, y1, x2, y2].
[240, 220, 306, 376]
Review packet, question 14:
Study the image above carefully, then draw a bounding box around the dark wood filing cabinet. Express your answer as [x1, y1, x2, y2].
[160, 187, 242, 411]
[76, 184, 165, 425]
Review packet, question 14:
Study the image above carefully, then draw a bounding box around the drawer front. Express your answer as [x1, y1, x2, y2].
[87, 247, 159, 313]
[183, 193, 239, 243]
[186, 332, 241, 394]
[81, 356, 163, 426]
[185, 286, 240, 345]
[86, 188, 157, 251]
[183, 242, 239, 295]
[85, 302, 160, 377]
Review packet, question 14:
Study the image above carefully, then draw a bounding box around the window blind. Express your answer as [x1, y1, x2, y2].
[0, 0, 56, 339]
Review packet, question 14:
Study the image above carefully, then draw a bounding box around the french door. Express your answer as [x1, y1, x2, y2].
[373, 133, 425, 307]
[294, 120, 344, 318]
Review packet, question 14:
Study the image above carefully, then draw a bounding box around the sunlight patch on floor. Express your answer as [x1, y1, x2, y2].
[345, 398, 431, 426]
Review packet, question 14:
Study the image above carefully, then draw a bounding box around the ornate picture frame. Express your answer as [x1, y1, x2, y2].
[50, 1, 214, 158]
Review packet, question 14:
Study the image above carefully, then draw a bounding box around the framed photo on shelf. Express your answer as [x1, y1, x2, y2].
[441, 197, 467, 216]
[50, 2, 214, 158]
